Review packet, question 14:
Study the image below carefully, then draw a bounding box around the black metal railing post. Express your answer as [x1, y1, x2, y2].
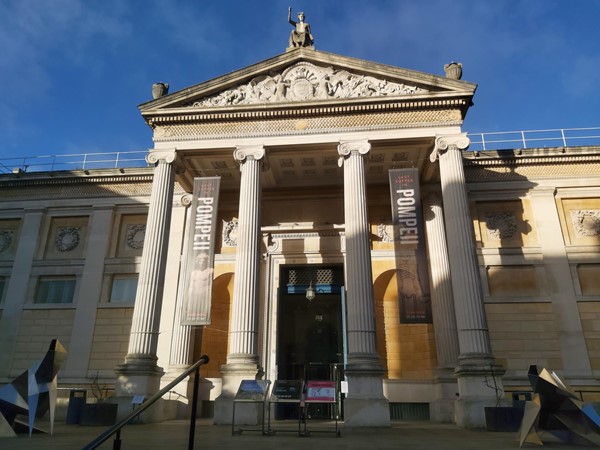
[188, 365, 201, 450]
[83, 355, 209, 450]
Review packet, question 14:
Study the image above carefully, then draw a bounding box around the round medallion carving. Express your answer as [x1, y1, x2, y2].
[0, 230, 13, 253]
[126, 224, 146, 249]
[55, 227, 81, 252]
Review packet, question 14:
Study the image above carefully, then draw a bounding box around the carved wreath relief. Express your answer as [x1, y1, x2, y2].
[571, 210, 600, 237]
[55, 227, 81, 252]
[484, 212, 518, 240]
[0, 230, 13, 253]
[222, 219, 238, 247]
[191, 62, 428, 108]
[126, 224, 146, 249]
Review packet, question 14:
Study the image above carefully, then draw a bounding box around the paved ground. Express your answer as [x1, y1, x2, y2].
[1, 418, 596, 450]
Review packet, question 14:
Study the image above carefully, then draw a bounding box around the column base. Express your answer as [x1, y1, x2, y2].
[344, 360, 390, 427]
[454, 359, 504, 428]
[213, 362, 260, 425]
[113, 356, 166, 421]
[430, 368, 459, 423]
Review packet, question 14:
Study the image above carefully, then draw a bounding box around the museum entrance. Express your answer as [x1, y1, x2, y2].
[276, 265, 346, 419]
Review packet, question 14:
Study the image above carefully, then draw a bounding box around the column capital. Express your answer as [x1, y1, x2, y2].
[430, 133, 470, 162]
[146, 148, 177, 165]
[181, 193, 193, 207]
[233, 146, 265, 164]
[337, 139, 371, 158]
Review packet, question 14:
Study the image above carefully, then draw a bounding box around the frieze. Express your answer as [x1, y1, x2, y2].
[0, 230, 13, 253]
[571, 210, 600, 237]
[151, 108, 461, 142]
[126, 224, 146, 249]
[189, 62, 428, 108]
[484, 212, 518, 240]
[55, 227, 81, 252]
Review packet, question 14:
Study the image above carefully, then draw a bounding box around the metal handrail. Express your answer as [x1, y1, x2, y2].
[2, 127, 599, 174]
[467, 127, 600, 151]
[82, 355, 209, 450]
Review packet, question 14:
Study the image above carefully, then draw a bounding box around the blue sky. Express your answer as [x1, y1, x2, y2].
[1, 0, 598, 159]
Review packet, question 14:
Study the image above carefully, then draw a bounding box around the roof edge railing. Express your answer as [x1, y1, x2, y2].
[1, 127, 600, 174]
[83, 354, 209, 450]
[467, 127, 600, 152]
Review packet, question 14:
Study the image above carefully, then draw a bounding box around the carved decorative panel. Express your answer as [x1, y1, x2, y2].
[0, 230, 13, 253]
[222, 219, 239, 247]
[570, 210, 600, 237]
[189, 62, 428, 108]
[126, 224, 146, 249]
[484, 212, 518, 240]
[54, 227, 81, 252]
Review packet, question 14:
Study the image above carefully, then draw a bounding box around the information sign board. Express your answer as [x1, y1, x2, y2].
[234, 380, 269, 402]
[305, 380, 336, 403]
[270, 380, 303, 402]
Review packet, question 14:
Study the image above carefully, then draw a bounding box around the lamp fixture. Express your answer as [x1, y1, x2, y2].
[305, 280, 316, 301]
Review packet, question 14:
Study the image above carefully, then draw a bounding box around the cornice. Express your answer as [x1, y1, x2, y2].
[145, 95, 471, 127]
[463, 147, 600, 168]
[0, 173, 154, 189]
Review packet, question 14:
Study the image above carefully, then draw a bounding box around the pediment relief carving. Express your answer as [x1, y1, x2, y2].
[189, 62, 428, 108]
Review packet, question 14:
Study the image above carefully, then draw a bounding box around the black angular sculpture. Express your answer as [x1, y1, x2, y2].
[0, 339, 67, 437]
[519, 365, 600, 447]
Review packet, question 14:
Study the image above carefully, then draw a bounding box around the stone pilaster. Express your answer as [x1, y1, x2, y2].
[529, 187, 592, 380]
[423, 193, 459, 422]
[431, 134, 502, 428]
[338, 140, 390, 427]
[115, 149, 178, 404]
[214, 146, 265, 425]
[64, 206, 114, 379]
[0, 209, 44, 378]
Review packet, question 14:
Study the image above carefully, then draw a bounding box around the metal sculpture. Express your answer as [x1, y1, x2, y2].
[519, 365, 600, 447]
[0, 339, 67, 437]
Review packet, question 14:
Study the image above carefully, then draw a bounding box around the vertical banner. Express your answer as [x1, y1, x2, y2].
[181, 177, 220, 325]
[389, 169, 431, 323]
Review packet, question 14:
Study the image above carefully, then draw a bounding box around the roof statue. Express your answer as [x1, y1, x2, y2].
[288, 7, 314, 49]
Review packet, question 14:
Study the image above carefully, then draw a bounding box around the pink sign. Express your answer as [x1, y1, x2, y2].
[306, 381, 336, 402]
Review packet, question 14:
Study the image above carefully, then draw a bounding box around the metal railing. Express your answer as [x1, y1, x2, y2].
[467, 127, 600, 152]
[1, 127, 599, 174]
[82, 354, 209, 450]
[0, 150, 148, 174]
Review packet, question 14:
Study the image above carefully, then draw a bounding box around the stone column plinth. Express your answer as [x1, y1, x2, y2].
[431, 134, 503, 428]
[338, 140, 390, 427]
[214, 146, 265, 425]
[115, 149, 178, 414]
[424, 193, 459, 422]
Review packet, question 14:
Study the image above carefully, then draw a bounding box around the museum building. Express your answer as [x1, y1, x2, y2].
[1, 43, 600, 429]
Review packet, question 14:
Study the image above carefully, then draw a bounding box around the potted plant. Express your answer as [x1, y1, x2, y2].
[483, 365, 524, 432]
[79, 373, 118, 426]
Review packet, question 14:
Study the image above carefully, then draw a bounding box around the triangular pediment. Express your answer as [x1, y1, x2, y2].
[139, 48, 476, 115]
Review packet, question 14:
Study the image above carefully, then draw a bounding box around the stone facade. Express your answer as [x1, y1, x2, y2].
[1, 48, 600, 428]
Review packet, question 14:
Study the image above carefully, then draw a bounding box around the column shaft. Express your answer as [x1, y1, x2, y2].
[424, 194, 459, 369]
[228, 147, 264, 364]
[124, 150, 176, 366]
[435, 136, 492, 362]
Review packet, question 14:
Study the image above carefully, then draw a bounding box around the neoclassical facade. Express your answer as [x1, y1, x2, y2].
[1, 48, 599, 428]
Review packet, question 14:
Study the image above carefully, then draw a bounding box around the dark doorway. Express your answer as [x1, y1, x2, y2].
[276, 265, 345, 419]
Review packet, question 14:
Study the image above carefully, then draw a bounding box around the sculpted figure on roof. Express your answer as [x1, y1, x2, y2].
[288, 7, 314, 48]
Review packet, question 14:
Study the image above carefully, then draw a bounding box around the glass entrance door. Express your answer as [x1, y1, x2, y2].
[276, 265, 344, 419]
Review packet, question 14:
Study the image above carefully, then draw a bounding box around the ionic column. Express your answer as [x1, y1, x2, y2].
[430, 134, 502, 427]
[115, 149, 179, 399]
[424, 193, 459, 422]
[214, 146, 265, 425]
[167, 194, 194, 371]
[424, 193, 460, 369]
[338, 140, 390, 427]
